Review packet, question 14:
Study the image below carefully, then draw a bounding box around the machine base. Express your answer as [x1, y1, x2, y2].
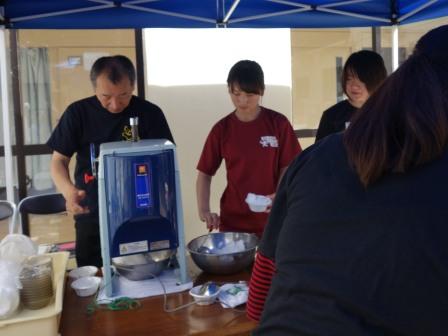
[97, 268, 193, 302]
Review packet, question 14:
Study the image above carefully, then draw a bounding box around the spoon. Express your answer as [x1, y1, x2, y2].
[197, 246, 212, 254]
[198, 281, 220, 296]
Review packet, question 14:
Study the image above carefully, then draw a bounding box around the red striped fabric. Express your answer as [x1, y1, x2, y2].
[247, 251, 276, 321]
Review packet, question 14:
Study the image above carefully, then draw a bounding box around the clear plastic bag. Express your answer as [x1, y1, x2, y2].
[0, 234, 37, 264]
[218, 282, 248, 308]
[0, 260, 22, 319]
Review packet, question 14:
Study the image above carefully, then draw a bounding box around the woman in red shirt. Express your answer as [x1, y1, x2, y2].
[196, 60, 301, 237]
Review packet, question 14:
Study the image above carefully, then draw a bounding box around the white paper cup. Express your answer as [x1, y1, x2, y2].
[245, 193, 272, 212]
[71, 276, 101, 297]
[68, 265, 98, 279]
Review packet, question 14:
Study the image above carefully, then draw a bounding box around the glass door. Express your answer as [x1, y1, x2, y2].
[0, 29, 136, 245]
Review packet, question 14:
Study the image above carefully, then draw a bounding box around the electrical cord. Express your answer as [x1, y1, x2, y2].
[86, 270, 141, 315]
[87, 296, 141, 315]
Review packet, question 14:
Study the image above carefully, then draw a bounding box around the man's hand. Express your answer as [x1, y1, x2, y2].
[50, 151, 89, 216]
[65, 188, 89, 215]
[199, 210, 220, 231]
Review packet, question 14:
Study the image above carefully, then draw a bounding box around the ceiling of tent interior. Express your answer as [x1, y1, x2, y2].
[1, 0, 448, 29]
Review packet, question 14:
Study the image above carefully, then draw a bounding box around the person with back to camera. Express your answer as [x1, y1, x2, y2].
[248, 25, 448, 335]
[47, 55, 174, 268]
[315, 49, 387, 142]
[196, 60, 302, 238]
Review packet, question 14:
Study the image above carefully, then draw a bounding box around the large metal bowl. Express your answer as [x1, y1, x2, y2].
[187, 232, 258, 275]
[112, 249, 175, 281]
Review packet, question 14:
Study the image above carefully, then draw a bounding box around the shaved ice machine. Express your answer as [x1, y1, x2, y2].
[98, 139, 189, 297]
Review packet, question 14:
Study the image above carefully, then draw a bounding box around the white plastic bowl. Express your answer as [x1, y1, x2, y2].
[245, 193, 272, 212]
[68, 265, 98, 279]
[189, 284, 220, 305]
[71, 276, 101, 297]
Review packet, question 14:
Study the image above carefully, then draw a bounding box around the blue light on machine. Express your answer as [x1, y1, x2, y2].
[134, 163, 152, 208]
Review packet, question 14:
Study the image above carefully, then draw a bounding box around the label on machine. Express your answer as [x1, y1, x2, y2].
[119, 240, 149, 255]
[150, 240, 170, 250]
[134, 163, 152, 208]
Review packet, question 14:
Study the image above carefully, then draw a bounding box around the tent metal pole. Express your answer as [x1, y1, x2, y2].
[268, 0, 309, 7]
[122, 4, 215, 24]
[317, 7, 390, 23]
[372, 26, 381, 53]
[229, 7, 311, 24]
[223, 0, 240, 23]
[135, 29, 145, 99]
[397, 0, 438, 23]
[0, 28, 14, 202]
[392, 24, 399, 71]
[319, 0, 370, 8]
[11, 4, 113, 23]
[121, 0, 160, 4]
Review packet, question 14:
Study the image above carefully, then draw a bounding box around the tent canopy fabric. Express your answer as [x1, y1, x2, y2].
[1, 0, 448, 29]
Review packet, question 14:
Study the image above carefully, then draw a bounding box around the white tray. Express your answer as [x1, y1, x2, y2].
[0, 252, 69, 336]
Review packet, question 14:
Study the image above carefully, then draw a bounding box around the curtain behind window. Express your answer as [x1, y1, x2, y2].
[20, 48, 53, 192]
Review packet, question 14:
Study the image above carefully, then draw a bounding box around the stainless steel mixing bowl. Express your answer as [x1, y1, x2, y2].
[112, 249, 175, 281]
[187, 232, 258, 275]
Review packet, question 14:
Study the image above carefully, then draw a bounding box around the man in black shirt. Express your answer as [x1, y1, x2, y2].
[47, 55, 174, 267]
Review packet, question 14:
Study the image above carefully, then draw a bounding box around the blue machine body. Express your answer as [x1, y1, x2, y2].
[103, 148, 178, 257]
[98, 139, 189, 297]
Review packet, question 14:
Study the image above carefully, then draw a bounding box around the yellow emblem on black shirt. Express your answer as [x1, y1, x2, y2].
[122, 125, 132, 141]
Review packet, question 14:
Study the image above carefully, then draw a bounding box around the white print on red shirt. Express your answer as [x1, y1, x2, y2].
[259, 136, 279, 148]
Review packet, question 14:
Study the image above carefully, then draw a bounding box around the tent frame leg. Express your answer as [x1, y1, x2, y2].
[392, 25, 399, 71]
[0, 28, 14, 202]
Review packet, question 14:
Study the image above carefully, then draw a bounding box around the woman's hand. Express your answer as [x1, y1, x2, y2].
[199, 210, 220, 231]
[265, 193, 275, 213]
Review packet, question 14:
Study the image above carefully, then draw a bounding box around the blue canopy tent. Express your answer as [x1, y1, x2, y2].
[1, 0, 448, 28]
[1, 0, 447, 201]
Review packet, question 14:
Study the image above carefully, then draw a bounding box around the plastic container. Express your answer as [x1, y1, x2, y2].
[71, 276, 101, 297]
[19, 255, 54, 310]
[245, 193, 272, 212]
[68, 265, 98, 280]
[0, 252, 69, 336]
[189, 284, 220, 305]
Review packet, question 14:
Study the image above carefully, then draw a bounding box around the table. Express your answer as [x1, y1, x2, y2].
[59, 260, 258, 336]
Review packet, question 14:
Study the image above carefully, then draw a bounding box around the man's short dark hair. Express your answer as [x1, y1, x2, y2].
[90, 55, 136, 87]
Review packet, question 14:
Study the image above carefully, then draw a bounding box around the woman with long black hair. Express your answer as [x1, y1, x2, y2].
[315, 50, 387, 142]
[249, 25, 448, 335]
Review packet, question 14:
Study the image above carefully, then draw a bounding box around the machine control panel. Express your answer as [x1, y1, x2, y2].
[135, 163, 152, 208]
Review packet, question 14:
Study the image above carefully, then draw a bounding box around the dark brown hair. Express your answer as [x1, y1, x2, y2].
[342, 50, 387, 95]
[344, 25, 448, 187]
[227, 60, 265, 95]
